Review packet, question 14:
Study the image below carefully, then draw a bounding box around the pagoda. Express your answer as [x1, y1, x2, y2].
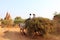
[4, 12, 11, 20]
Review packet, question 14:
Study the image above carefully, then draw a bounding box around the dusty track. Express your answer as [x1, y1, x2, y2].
[0, 27, 60, 40]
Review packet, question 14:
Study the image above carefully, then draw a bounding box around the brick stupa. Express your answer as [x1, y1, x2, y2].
[5, 12, 11, 20]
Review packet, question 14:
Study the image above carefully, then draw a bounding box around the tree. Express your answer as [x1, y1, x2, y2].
[53, 13, 60, 34]
[2, 19, 13, 27]
[14, 16, 25, 24]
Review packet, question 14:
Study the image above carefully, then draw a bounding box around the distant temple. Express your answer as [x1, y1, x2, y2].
[4, 12, 11, 20]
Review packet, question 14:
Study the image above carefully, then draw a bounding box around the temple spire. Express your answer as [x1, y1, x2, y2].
[5, 12, 11, 20]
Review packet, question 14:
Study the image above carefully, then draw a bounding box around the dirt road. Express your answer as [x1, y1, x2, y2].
[0, 27, 38, 40]
[0, 27, 60, 40]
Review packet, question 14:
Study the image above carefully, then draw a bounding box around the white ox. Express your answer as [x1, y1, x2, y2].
[19, 23, 27, 34]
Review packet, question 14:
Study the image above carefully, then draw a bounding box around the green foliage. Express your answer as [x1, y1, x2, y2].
[2, 19, 13, 27]
[25, 17, 54, 36]
[14, 17, 25, 24]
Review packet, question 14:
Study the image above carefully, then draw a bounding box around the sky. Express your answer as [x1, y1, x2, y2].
[0, 0, 60, 19]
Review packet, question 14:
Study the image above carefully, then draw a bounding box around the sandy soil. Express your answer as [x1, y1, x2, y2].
[0, 26, 60, 40]
[0, 27, 37, 40]
[0, 27, 20, 40]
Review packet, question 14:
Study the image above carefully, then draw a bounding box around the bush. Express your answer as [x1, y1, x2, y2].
[2, 19, 13, 27]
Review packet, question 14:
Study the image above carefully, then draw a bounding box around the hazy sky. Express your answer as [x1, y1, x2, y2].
[0, 0, 60, 19]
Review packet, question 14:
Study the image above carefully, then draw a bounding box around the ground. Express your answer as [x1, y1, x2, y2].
[0, 26, 60, 40]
